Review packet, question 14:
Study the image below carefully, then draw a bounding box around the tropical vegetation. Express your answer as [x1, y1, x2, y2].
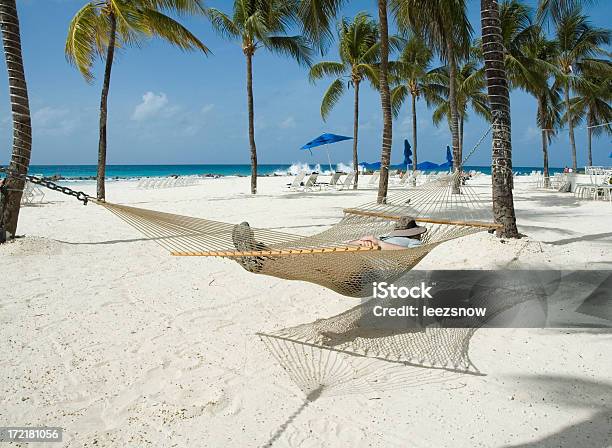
[1, 0, 610, 241]
[390, 33, 434, 172]
[65, 0, 210, 200]
[309, 12, 380, 189]
[208, 0, 312, 194]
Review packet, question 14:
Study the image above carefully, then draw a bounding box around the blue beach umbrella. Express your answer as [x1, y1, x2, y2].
[439, 145, 454, 169]
[404, 140, 413, 167]
[300, 133, 352, 172]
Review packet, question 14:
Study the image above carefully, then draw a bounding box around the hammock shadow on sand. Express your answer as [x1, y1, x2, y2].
[257, 269, 572, 446]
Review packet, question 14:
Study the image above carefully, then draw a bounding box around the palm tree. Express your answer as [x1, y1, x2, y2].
[481, 0, 519, 237]
[66, 0, 209, 200]
[309, 13, 379, 189]
[427, 57, 491, 157]
[568, 62, 612, 166]
[521, 30, 562, 187]
[537, 0, 599, 24]
[391, 0, 472, 180]
[0, 0, 32, 240]
[208, 1, 312, 195]
[537, 82, 563, 186]
[390, 33, 434, 173]
[552, 6, 609, 171]
[376, 0, 393, 204]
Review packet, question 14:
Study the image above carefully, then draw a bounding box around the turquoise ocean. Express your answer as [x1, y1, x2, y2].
[12, 164, 564, 181]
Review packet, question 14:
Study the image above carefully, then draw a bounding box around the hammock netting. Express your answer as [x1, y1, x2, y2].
[99, 171, 499, 298]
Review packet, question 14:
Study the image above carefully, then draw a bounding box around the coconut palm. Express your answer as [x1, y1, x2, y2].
[66, 0, 209, 200]
[520, 30, 561, 187]
[427, 57, 491, 158]
[481, 0, 519, 237]
[567, 62, 612, 166]
[207, 1, 312, 195]
[0, 0, 32, 240]
[537, 0, 599, 24]
[292, 0, 394, 202]
[389, 33, 434, 172]
[376, 0, 393, 204]
[309, 13, 380, 189]
[551, 5, 609, 170]
[391, 0, 472, 176]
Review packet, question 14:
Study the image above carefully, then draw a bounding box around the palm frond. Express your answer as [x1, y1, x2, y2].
[65, 3, 105, 83]
[390, 84, 408, 119]
[298, 0, 347, 53]
[266, 35, 313, 66]
[140, 0, 206, 15]
[320, 78, 345, 120]
[207, 8, 241, 39]
[140, 8, 210, 53]
[309, 61, 346, 82]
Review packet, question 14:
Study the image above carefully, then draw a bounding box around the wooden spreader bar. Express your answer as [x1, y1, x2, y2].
[342, 208, 503, 229]
[171, 245, 380, 257]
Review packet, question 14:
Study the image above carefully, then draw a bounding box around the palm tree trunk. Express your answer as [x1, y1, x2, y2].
[447, 43, 461, 194]
[587, 112, 593, 167]
[376, 0, 392, 204]
[0, 0, 32, 239]
[481, 0, 519, 238]
[564, 83, 577, 172]
[96, 11, 117, 201]
[459, 115, 464, 160]
[246, 52, 258, 194]
[541, 129, 550, 188]
[411, 92, 418, 172]
[538, 96, 550, 187]
[352, 80, 360, 189]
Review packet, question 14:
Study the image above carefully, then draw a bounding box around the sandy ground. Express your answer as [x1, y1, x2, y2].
[1, 174, 611, 447]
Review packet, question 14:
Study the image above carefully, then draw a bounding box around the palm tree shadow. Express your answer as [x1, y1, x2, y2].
[502, 375, 612, 448]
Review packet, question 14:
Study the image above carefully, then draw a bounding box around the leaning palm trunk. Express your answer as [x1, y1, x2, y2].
[96, 11, 117, 201]
[352, 80, 360, 189]
[481, 0, 519, 238]
[564, 84, 577, 172]
[0, 0, 32, 238]
[376, 0, 392, 204]
[411, 92, 418, 172]
[246, 51, 258, 194]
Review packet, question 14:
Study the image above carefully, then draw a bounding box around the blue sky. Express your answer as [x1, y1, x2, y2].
[0, 0, 610, 168]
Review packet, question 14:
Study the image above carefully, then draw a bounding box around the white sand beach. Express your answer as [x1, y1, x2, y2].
[1, 174, 611, 447]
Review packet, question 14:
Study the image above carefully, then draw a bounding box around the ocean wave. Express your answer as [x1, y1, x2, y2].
[273, 161, 355, 176]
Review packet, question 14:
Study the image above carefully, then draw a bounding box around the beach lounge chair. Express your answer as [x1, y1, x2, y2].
[326, 172, 343, 188]
[287, 172, 307, 191]
[368, 171, 380, 186]
[336, 172, 355, 190]
[301, 173, 320, 191]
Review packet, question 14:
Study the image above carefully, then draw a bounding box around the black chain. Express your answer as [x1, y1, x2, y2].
[0, 167, 92, 205]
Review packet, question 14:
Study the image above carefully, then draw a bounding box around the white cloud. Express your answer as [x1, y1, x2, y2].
[201, 104, 214, 114]
[131, 92, 169, 121]
[279, 116, 296, 129]
[32, 106, 78, 136]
